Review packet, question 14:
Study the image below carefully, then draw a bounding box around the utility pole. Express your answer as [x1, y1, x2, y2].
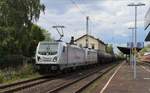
[86, 16, 89, 48]
[128, 3, 145, 79]
[52, 25, 65, 41]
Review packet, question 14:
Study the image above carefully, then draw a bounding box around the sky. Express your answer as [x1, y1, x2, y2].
[36, 0, 150, 53]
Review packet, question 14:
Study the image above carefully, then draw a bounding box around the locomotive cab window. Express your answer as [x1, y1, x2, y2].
[38, 43, 58, 55]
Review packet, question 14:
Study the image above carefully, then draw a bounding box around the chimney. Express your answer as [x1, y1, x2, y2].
[70, 36, 74, 44]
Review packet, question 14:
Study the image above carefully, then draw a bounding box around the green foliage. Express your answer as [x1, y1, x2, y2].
[116, 51, 125, 60]
[0, 0, 45, 27]
[106, 44, 114, 54]
[139, 44, 150, 56]
[0, 0, 52, 57]
[0, 55, 25, 69]
[0, 64, 38, 83]
[0, 0, 50, 83]
[28, 24, 52, 56]
[43, 30, 52, 41]
[0, 71, 5, 83]
[17, 64, 35, 78]
[0, 27, 19, 55]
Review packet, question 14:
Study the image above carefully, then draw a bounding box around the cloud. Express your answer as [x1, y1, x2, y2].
[37, 0, 150, 49]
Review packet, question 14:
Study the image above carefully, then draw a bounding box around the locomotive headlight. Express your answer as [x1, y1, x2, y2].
[53, 56, 57, 62]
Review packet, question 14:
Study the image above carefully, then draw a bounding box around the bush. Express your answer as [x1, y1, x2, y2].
[0, 71, 5, 83]
[18, 64, 35, 78]
[0, 63, 38, 84]
[0, 54, 38, 84]
[0, 55, 25, 69]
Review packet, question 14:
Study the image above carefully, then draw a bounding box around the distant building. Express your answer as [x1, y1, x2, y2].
[74, 34, 106, 51]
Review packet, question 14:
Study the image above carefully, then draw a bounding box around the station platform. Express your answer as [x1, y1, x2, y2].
[99, 61, 150, 93]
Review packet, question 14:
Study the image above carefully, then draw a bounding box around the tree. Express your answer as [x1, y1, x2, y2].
[28, 24, 52, 56]
[43, 30, 52, 41]
[106, 44, 114, 54]
[0, 0, 45, 28]
[0, 0, 46, 57]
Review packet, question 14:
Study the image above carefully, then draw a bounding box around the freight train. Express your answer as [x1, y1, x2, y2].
[35, 41, 115, 72]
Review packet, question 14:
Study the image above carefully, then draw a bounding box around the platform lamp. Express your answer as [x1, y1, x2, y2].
[128, 3, 145, 79]
[128, 27, 135, 69]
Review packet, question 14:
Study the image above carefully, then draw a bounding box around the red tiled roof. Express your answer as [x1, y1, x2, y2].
[74, 34, 106, 45]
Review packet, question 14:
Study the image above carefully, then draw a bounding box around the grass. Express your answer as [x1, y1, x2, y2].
[0, 64, 40, 84]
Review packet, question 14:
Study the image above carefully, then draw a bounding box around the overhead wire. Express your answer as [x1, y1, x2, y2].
[70, 0, 87, 17]
[70, 0, 97, 23]
[40, 16, 58, 26]
[38, 0, 103, 41]
[70, 0, 99, 37]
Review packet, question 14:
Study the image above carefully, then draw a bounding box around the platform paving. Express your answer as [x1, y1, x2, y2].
[99, 62, 150, 93]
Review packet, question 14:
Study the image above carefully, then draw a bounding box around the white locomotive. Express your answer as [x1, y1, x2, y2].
[35, 41, 97, 71]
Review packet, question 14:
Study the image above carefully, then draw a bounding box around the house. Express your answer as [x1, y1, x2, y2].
[74, 34, 106, 51]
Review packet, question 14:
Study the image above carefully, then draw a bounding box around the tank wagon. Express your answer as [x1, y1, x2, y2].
[97, 51, 114, 64]
[35, 41, 115, 72]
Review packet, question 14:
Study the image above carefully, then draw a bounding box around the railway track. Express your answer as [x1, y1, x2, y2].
[143, 62, 150, 65]
[0, 63, 119, 93]
[139, 61, 150, 66]
[47, 63, 118, 93]
[0, 73, 60, 93]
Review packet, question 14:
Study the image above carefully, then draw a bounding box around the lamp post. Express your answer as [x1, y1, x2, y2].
[128, 27, 135, 69]
[128, 3, 145, 79]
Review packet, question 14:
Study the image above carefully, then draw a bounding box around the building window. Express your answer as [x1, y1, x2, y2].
[91, 44, 95, 49]
[79, 44, 82, 47]
[86, 43, 89, 48]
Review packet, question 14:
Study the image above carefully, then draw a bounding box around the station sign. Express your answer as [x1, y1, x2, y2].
[127, 42, 144, 48]
[127, 42, 134, 48]
[137, 42, 144, 48]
